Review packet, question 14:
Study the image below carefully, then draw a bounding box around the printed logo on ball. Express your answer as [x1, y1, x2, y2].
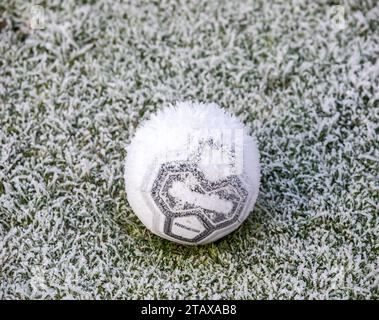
[150, 160, 249, 243]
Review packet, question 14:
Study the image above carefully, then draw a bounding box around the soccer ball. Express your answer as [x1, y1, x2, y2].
[124, 102, 260, 245]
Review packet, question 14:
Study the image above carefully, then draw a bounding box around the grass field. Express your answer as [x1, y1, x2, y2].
[0, 0, 378, 299]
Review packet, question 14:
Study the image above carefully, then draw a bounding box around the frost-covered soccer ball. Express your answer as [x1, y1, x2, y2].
[124, 102, 260, 245]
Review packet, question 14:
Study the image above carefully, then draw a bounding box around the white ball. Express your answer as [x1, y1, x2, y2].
[125, 102, 260, 245]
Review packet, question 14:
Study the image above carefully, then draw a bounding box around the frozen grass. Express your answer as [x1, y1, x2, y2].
[0, 0, 378, 299]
